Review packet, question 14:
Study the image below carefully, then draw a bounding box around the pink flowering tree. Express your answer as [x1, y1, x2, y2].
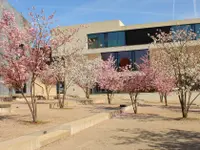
[50, 22, 86, 108]
[0, 9, 35, 121]
[120, 56, 154, 114]
[76, 57, 102, 99]
[0, 7, 79, 122]
[97, 56, 121, 104]
[154, 72, 175, 106]
[151, 27, 200, 118]
[139, 56, 176, 106]
[39, 67, 57, 100]
[121, 71, 145, 114]
[51, 53, 85, 108]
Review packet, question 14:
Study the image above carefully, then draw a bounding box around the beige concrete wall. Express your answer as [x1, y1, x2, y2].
[34, 79, 57, 99]
[66, 84, 85, 98]
[87, 53, 101, 60]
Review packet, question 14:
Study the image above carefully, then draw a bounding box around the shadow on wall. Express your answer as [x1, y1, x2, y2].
[111, 128, 200, 150]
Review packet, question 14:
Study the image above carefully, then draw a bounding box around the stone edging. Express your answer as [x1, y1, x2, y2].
[0, 105, 132, 150]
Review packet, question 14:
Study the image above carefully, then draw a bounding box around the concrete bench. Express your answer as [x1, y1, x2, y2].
[0, 97, 13, 102]
[49, 102, 59, 109]
[0, 104, 11, 113]
[79, 99, 93, 105]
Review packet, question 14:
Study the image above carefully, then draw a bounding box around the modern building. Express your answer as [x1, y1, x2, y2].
[53, 18, 200, 96]
[1, 1, 200, 98]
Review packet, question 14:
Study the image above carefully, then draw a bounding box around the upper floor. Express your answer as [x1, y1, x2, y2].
[88, 22, 200, 49]
[55, 18, 200, 55]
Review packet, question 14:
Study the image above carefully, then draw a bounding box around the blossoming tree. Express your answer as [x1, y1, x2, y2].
[0, 7, 81, 122]
[151, 27, 200, 117]
[76, 57, 102, 99]
[139, 56, 175, 106]
[154, 71, 175, 106]
[120, 56, 154, 113]
[51, 52, 84, 108]
[0, 9, 38, 122]
[39, 67, 57, 100]
[97, 56, 121, 104]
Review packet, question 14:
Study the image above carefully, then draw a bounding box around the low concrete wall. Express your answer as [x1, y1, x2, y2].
[0, 107, 11, 114]
[0, 113, 110, 150]
[0, 136, 39, 150]
[38, 130, 70, 147]
[0, 104, 11, 114]
[0, 105, 131, 150]
[60, 113, 110, 135]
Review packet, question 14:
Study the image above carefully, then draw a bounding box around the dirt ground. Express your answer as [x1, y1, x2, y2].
[42, 102, 200, 150]
[1, 92, 200, 149]
[0, 96, 125, 142]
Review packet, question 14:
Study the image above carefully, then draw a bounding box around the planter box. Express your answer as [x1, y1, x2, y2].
[0, 104, 11, 114]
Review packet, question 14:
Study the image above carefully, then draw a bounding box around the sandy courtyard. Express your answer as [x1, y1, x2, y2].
[42, 103, 200, 150]
[0, 97, 124, 142]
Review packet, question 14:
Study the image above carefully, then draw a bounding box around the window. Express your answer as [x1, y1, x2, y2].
[118, 51, 132, 67]
[195, 24, 200, 39]
[15, 84, 26, 94]
[56, 82, 64, 94]
[88, 33, 105, 49]
[88, 31, 125, 49]
[95, 50, 148, 93]
[135, 50, 148, 66]
[107, 32, 125, 47]
[171, 24, 194, 32]
[171, 24, 195, 41]
[101, 52, 117, 61]
[101, 52, 118, 66]
[125, 26, 171, 46]
[101, 49, 148, 68]
[88, 23, 200, 49]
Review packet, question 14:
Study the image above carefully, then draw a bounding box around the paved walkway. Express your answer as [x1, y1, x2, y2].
[41, 105, 200, 150]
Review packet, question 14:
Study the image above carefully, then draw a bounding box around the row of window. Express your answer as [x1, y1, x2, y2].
[88, 31, 125, 49]
[101, 49, 148, 68]
[88, 23, 200, 49]
[93, 49, 148, 93]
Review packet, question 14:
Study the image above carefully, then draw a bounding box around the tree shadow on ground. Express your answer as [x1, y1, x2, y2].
[0, 115, 13, 120]
[157, 105, 200, 114]
[111, 128, 200, 150]
[114, 112, 176, 122]
[0, 114, 31, 123]
[86, 105, 120, 113]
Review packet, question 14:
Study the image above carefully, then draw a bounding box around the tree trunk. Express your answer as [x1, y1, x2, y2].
[164, 93, 168, 106]
[21, 92, 34, 122]
[85, 87, 90, 99]
[129, 93, 138, 114]
[178, 90, 188, 118]
[45, 85, 50, 100]
[181, 104, 188, 118]
[159, 93, 164, 103]
[32, 82, 37, 123]
[8, 88, 12, 99]
[107, 90, 113, 104]
[60, 79, 66, 109]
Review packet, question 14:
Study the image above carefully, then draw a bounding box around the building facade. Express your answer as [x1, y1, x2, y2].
[52, 18, 200, 96]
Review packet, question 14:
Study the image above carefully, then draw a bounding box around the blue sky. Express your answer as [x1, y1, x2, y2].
[7, 0, 200, 27]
